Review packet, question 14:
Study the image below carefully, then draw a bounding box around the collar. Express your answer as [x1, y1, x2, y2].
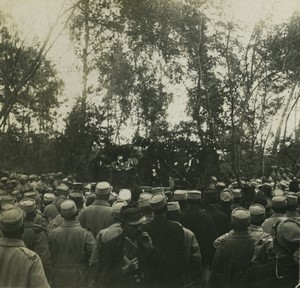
[0, 237, 26, 247]
[231, 230, 252, 238]
[61, 220, 81, 227]
[92, 199, 110, 206]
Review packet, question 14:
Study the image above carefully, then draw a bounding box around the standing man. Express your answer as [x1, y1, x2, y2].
[210, 208, 256, 288]
[0, 207, 49, 288]
[49, 200, 95, 288]
[144, 193, 186, 288]
[79, 181, 114, 237]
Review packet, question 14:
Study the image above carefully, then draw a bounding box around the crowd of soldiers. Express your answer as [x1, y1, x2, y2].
[0, 170, 299, 288]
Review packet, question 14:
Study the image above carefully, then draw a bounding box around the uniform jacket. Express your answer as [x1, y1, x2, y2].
[144, 215, 186, 288]
[262, 213, 286, 235]
[180, 205, 218, 267]
[210, 230, 256, 288]
[48, 220, 95, 288]
[0, 237, 49, 288]
[22, 221, 52, 279]
[90, 221, 123, 266]
[79, 199, 114, 237]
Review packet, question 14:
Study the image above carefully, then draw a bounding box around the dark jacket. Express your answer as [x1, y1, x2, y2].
[49, 220, 95, 288]
[210, 230, 256, 288]
[79, 199, 114, 237]
[144, 215, 186, 288]
[204, 205, 231, 237]
[180, 205, 218, 267]
[95, 232, 157, 288]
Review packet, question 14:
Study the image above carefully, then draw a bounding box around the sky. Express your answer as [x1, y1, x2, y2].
[0, 0, 299, 138]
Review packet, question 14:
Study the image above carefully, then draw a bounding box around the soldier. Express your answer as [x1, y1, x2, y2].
[95, 204, 154, 288]
[144, 193, 186, 288]
[180, 191, 217, 271]
[79, 181, 114, 237]
[167, 201, 202, 285]
[0, 207, 49, 287]
[90, 200, 127, 267]
[285, 192, 300, 219]
[19, 198, 52, 280]
[262, 195, 287, 235]
[210, 208, 256, 288]
[49, 200, 95, 288]
[174, 190, 188, 213]
[138, 192, 154, 224]
[241, 218, 300, 288]
[217, 188, 234, 219]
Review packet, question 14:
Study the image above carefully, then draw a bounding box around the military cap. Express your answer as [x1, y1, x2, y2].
[56, 183, 70, 196]
[62, 178, 69, 184]
[24, 191, 39, 201]
[118, 189, 132, 202]
[28, 174, 37, 181]
[95, 182, 111, 196]
[1, 202, 15, 211]
[117, 155, 123, 160]
[276, 218, 300, 248]
[19, 198, 37, 214]
[112, 200, 127, 216]
[0, 207, 24, 232]
[286, 192, 298, 207]
[152, 187, 164, 194]
[167, 201, 180, 212]
[273, 189, 284, 197]
[187, 190, 201, 200]
[220, 188, 234, 202]
[43, 193, 56, 203]
[86, 193, 96, 206]
[216, 182, 226, 187]
[231, 208, 250, 228]
[69, 192, 83, 203]
[149, 193, 167, 210]
[280, 181, 289, 189]
[60, 200, 77, 217]
[232, 189, 242, 199]
[1, 177, 8, 182]
[174, 190, 187, 201]
[138, 198, 151, 208]
[272, 195, 287, 208]
[249, 204, 265, 222]
[139, 192, 152, 201]
[0, 195, 15, 207]
[120, 204, 145, 225]
[9, 173, 17, 180]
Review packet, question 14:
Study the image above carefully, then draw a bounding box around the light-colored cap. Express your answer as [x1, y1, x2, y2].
[0, 207, 24, 232]
[139, 192, 152, 201]
[272, 195, 287, 208]
[149, 193, 167, 210]
[167, 201, 180, 212]
[1, 203, 15, 211]
[231, 208, 250, 228]
[174, 190, 187, 201]
[56, 184, 70, 196]
[95, 182, 111, 196]
[118, 189, 132, 202]
[249, 204, 265, 222]
[276, 218, 300, 248]
[19, 198, 37, 213]
[220, 188, 234, 202]
[187, 190, 201, 200]
[232, 189, 242, 198]
[60, 200, 77, 217]
[43, 193, 56, 203]
[112, 200, 128, 216]
[23, 191, 39, 201]
[273, 189, 284, 196]
[152, 187, 165, 194]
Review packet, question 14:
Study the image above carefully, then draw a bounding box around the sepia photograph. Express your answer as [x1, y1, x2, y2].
[0, 0, 299, 287]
